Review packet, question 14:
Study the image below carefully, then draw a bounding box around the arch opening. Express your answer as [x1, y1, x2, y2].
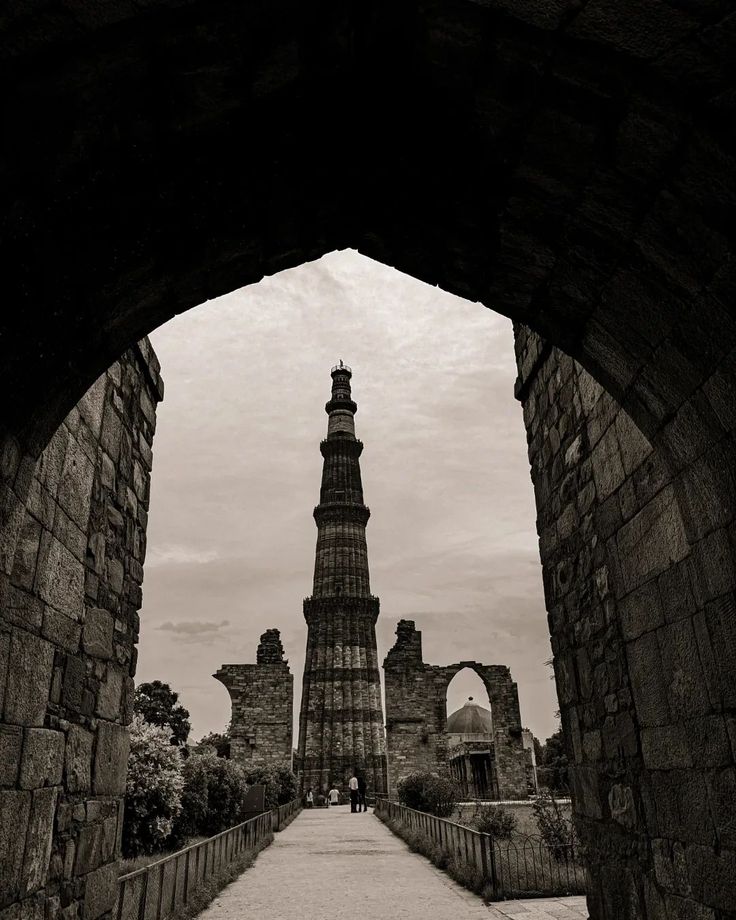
[445, 668, 497, 801]
[3, 5, 736, 917]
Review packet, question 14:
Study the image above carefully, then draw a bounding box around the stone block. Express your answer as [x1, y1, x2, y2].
[19, 730, 64, 790]
[626, 632, 671, 727]
[21, 787, 57, 894]
[657, 620, 711, 718]
[615, 486, 689, 596]
[651, 771, 713, 846]
[61, 656, 86, 714]
[608, 783, 637, 830]
[82, 863, 117, 919]
[591, 423, 626, 501]
[99, 405, 122, 464]
[0, 633, 9, 716]
[65, 725, 93, 794]
[10, 520, 42, 592]
[77, 375, 107, 438]
[3, 631, 54, 728]
[81, 609, 113, 660]
[0, 790, 31, 906]
[615, 409, 652, 475]
[641, 725, 692, 770]
[688, 528, 736, 607]
[683, 715, 733, 769]
[95, 667, 123, 721]
[0, 726, 22, 786]
[619, 578, 664, 641]
[35, 537, 84, 622]
[74, 815, 117, 875]
[93, 722, 129, 796]
[41, 608, 81, 654]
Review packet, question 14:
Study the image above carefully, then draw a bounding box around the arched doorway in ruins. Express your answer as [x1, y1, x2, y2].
[2, 4, 735, 918]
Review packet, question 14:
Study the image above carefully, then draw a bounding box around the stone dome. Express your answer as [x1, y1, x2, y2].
[446, 697, 492, 734]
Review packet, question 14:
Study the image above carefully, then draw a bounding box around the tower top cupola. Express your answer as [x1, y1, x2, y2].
[325, 359, 357, 435]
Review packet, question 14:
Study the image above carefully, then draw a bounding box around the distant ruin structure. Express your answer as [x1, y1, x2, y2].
[383, 619, 528, 800]
[296, 363, 388, 795]
[215, 629, 293, 772]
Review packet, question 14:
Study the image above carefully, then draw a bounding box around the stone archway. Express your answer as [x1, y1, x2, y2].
[2, 3, 736, 918]
[384, 624, 529, 802]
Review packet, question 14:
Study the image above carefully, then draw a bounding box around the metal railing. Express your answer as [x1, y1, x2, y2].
[272, 798, 302, 831]
[116, 810, 273, 920]
[375, 799, 586, 900]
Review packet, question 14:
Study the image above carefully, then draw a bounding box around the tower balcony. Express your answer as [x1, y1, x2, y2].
[320, 437, 363, 457]
[313, 502, 371, 526]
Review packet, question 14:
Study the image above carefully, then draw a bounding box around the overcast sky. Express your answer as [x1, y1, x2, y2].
[139, 250, 559, 746]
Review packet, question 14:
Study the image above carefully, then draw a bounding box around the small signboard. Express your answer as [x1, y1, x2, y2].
[243, 783, 266, 819]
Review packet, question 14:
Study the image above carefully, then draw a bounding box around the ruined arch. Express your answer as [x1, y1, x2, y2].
[383, 623, 529, 801]
[2, 3, 736, 918]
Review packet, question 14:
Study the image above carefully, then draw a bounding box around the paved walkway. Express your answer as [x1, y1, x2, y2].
[199, 807, 588, 920]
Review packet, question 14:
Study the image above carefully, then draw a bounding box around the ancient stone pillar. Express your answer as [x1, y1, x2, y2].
[296, 363, 387, 796]
[214, 629, 293, 771]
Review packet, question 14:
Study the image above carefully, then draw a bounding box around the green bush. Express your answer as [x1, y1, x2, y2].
[123, 716, 184, 857]
[397, 772, 459, 817]
[473, 804, 517, 839]
[173, 752, 250, 840]
[244, 766, 298, 808]
[533, 791, 576, 860]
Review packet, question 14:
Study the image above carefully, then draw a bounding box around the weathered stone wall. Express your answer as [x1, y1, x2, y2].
[0, 341, 162, 918]
[514, 325, 736, 920]
[383, 620, 528, 801]
[214, 629, 293, 773]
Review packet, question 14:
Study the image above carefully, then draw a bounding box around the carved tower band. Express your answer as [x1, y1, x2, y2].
[297, 362, 388, 795]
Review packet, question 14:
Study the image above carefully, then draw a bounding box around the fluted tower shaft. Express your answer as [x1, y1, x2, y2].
[297, 363, 388, 796]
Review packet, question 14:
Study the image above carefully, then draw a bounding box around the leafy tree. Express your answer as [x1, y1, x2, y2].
[473, 804, 517, 839]
[133, 680, 191, 746]
[198, 726, 231, 758]
[173, 752, 250, 840]
[123, 715, 184, 857]
[244, 765, 298, 808]
[538, 727, 569, 793]
[397, 772, 459, 817]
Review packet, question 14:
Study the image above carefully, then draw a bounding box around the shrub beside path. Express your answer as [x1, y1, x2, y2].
[197, 807, 588, 919]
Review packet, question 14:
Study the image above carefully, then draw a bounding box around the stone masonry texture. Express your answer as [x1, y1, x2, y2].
[515, 325, 736, 920]
[383, 620, 529, 801]
[2, 3, 736, 917]
[215, 629, 293, 772]
[297, 366, 388, 797]
[0, 341, 162, 918]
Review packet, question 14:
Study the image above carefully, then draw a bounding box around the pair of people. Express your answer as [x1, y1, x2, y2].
[318, 775, 368, 811]
[348, 774, 368, 812]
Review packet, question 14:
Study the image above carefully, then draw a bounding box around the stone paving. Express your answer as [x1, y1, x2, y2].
[198, 807, 589, 920]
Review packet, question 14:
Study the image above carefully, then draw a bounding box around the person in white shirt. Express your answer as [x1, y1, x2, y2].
[328, 785, 340, 806]
[306, 788, 314, 808]
[348, 774, 359, 813]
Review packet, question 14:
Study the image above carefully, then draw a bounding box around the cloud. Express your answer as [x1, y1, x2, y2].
[157, 619, 230, 643]
[145, 544, 219, 568]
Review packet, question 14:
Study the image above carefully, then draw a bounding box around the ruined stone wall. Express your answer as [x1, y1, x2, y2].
[0, 341, 162, 918]
[215, 629, 293, 773]
[514, 325, 736, 920]
[383, 620, 528, 801]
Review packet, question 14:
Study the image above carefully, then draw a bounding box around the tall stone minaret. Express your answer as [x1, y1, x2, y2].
[297, 362, 388, 796]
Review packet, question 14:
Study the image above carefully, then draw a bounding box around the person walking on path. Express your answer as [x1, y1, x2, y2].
[348, 774, 359, 813]
[357, 775, 367, 812]
[306, 788, 314, 808]
[328, 785, 340, 807]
